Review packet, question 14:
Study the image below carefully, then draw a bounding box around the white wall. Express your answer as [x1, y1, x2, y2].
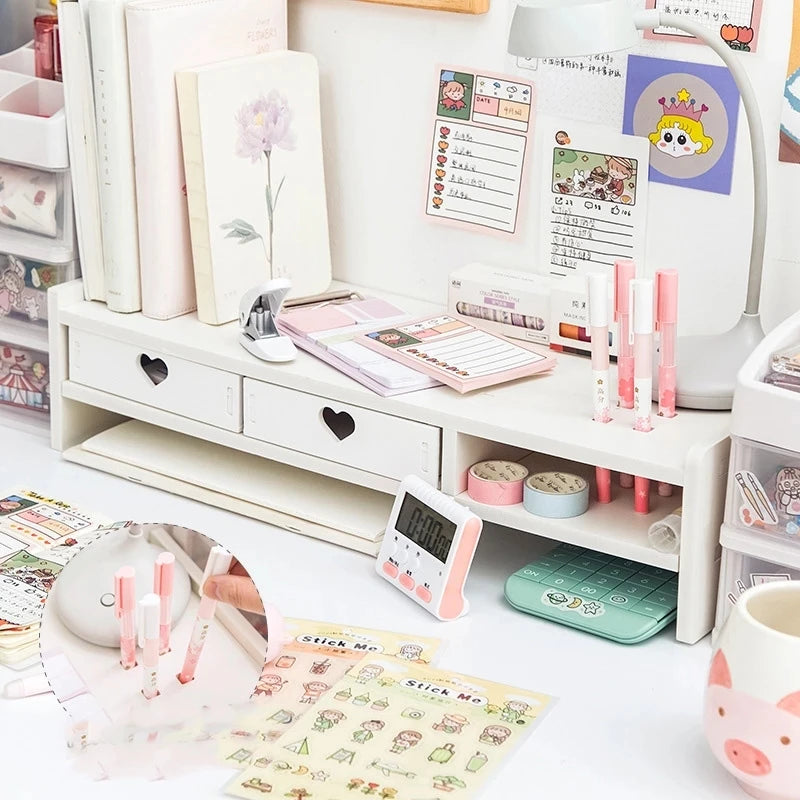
[290, 0, 800, 336]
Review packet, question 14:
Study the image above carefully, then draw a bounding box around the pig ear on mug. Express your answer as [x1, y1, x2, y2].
[777, 692, 800, 717]
[709, 650, 733, 688]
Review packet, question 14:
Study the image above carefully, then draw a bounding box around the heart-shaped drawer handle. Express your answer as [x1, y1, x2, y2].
[139, 354, 169, 386]
[321, 407, 355, 441]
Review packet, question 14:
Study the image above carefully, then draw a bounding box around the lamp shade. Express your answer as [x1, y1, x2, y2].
[508, 0, 639, 58]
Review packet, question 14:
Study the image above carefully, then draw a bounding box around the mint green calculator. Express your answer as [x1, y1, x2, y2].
[504, 543, 678, 644]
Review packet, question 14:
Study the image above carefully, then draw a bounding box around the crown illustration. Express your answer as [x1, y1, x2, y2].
[658, 88, 708, 121]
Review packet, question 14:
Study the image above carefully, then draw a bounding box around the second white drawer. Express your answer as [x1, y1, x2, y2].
[244, 379, 440, 484]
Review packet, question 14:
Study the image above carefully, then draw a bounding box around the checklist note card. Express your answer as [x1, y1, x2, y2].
[426, 67, 535, 235]
[539, 120, 649, 279]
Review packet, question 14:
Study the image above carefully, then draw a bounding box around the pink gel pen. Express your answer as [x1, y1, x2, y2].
[655, 269, 678, 418]
[588, 273, 611, 424]
[614, 259, 636, 409]
[154, 552, 175, 655]
[177, 546, 232, 685]
[139, 593, 160, 699]
[631, 278, 654, 433]
[114, 566, 136, 670]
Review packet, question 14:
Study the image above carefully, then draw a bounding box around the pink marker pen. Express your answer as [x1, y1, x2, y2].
[177, 546, 232, 685]
[139, 593, 160, 699]
[154, 552, 175, 655]
[114, 566, 136, 670]
[634, 475, 651, 514]
[631, 278, 654, 433]
[655, 269, 678, 418]
[614, 259, 636, 409]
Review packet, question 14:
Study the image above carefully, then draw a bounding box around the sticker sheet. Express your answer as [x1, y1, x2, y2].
[643, 0, 762, 51]
[425, 67, 535, 235]
[226, 657, 554, 799]
[539, 121, 649, 279]
[217, 619, 441, 758]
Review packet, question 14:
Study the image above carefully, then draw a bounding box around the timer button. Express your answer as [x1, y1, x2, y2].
[416, 586, 432, 603]
[382, 561, 399, 579]
[395, 549, 409, 566]
[399, 573, 415, 591]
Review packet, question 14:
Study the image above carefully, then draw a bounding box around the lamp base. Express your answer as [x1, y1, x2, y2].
[664, 313, 764, 411]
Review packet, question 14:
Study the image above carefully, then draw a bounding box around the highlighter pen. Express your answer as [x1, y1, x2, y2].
[587, 273, 611, 424]
[631, 278, 654, 433]
[154, 552, 175, 655]
[634, 475, 651, 514]
[177, 545, 233, 685]
[655, 269, 678, 418]
[139, 593, 160, 699]
[114, 566, 137, 670]
[3, 672, 50, 698]
[614, 259, 636, 409]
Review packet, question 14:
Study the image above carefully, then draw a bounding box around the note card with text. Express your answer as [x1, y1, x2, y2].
[426, 67, 535, 235]
[539, 120, 649, 280]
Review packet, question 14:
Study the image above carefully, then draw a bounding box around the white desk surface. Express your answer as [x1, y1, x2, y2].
[0, 425, 738, 800]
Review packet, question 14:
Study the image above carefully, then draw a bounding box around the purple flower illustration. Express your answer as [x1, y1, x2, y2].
[221, 91, 295, 278]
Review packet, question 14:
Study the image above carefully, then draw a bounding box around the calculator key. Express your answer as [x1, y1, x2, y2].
[584, 574, 622, 591]
[382, 561, 399, 579]
[629, 599, 673, 619]
[516, 566, 552, 582]
[656, 580, 679, 597]
[541, 574, 580, 591]
[527, 557, 561, 572]
[596, 564, 636, 581]
[546, 550, 579, 563]
[554, 565, 593, 581]
[614, 581, 653, 599]
[647, 590, 677, 608]
[572, 583, 605, 599]
[416, 585, 432, 603]
[604, 592, 633, 607]
[399, 573, 415, 591]
[571, 555, 608, 571]
[611, 557, 640, 569]
[627, 573, 668, 590]
[639, 566, 675, 581]
[556, 543, 586, 554]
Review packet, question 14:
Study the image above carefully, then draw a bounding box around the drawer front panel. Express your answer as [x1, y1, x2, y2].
[69, 328, 242, 431]
[244, 379, 440, 483]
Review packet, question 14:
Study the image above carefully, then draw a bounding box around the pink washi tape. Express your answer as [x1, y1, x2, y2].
[467, 460, 529, 505]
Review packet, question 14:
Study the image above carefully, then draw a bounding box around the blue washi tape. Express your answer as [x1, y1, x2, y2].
[523, 471, 589, 518]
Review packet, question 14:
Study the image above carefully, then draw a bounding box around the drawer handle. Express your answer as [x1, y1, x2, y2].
[321, 406, 355, 441]
[139, 354, 169, 386]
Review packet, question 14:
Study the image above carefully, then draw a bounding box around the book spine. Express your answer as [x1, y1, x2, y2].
[89, 0, 141, 313]
[57, 0, 106, 303]
[175, 72, 217, 325]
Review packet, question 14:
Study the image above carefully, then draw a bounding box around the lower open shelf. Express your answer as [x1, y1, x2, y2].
[457, 451, 682, 571]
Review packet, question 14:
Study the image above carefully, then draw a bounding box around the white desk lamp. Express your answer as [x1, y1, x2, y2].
[509, 0, 767, 410]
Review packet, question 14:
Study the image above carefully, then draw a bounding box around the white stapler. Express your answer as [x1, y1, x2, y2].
[238, 279, 297, 362]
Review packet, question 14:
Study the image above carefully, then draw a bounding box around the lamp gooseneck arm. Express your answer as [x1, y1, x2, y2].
[634, 9, 767, 317]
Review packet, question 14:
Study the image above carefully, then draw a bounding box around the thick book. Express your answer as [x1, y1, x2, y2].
[176, 50, 331, 325]
[57, 0, 106, 302]
[88, 0, 141, 313]
[358, 314, 557, 393]
[125, 0, 287, 320]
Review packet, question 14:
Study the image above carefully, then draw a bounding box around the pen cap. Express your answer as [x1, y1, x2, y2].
[137, 593, 160, 646]
[613, 259, 636, 320]
[154, 552, 175, 595]
[587, 273, 609, 328]
[655, 269, 678, 330]
[113, 566, 135, 620]
[201, 545, 233, 586]
[631, 278, 654, 335]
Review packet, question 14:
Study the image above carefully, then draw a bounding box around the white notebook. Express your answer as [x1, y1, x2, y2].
[125, 0, 287, 320]
[176, 51, 331, 324]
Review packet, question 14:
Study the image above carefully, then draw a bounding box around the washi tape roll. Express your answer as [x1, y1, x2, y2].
[523, 471, 589, 518]
[467, 460, 529, 505]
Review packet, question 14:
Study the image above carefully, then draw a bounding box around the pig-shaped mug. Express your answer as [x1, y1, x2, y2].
[704, 582, 800, 800]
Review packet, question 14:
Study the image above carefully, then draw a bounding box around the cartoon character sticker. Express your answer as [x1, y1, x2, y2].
[648, 89, 713, 159]
[500, 701, 529, 724]
[437, 70, 474, 121]
[479, 725, 512, 746]
[352, 720, 385, 744]
[254, 674, 287, 697]
[432, 714, 468, 734]
[367, 329, 420, 349]
[390, 730, 422, 754]
[313, 709, 345, 732]
[356, 664, 384, 684]
[0, 256, 24, 318]
[300, 681, 329, 704]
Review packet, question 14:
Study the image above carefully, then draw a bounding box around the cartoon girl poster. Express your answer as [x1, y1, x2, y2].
[622, 55, 740, 194]
[438, 70, 474, 122]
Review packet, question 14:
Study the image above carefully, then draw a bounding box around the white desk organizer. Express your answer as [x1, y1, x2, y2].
[714, 309, 800, 637]
[49, 280, 731, 644]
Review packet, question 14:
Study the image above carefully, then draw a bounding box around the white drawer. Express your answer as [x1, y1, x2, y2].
[69, 328, 242, 431]
[243, 379, 440, 484]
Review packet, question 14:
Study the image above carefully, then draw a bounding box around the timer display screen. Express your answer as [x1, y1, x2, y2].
[394, 493, 457, 563]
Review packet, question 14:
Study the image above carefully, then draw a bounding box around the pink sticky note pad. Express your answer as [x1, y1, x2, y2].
[280, 306, 354, 334]
[345, 299, 404, 321]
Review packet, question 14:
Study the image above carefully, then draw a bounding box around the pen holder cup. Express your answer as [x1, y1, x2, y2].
[703, 581, 800, 800]
[53, 525, 192, 648]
